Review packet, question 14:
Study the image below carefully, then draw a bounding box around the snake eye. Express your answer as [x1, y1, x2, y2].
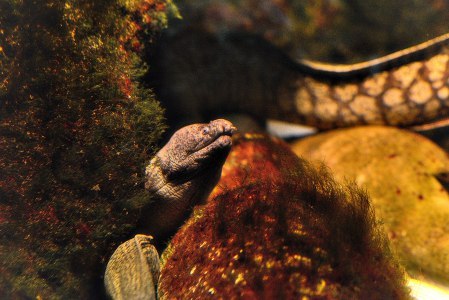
[202, 127, 210, 135]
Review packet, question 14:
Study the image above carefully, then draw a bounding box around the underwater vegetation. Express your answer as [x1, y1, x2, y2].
[159, 134, 409, 299]
[0, 0, 177, 298]
[293, 126, 449, 286]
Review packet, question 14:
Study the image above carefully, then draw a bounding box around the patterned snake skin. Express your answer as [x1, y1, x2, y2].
[152, 30, 449, 130]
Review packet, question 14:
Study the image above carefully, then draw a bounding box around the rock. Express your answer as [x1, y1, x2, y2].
[291, 126, 449, 285]
[158, 133, 409, 299]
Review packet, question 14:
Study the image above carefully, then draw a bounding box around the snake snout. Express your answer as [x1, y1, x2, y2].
[192, 119, 236, 153]
[208, 119, 237, 137]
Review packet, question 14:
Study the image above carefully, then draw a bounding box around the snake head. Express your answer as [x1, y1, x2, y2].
[156, 119, 236, 182]
[141, 119, 236, 241]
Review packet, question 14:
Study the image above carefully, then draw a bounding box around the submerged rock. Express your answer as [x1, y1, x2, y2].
[292, 126, 449, 285]
[159, 134, 409, 299]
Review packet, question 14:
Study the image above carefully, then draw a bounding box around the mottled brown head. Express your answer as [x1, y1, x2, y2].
[156, 119, 236, 182]
[142, 119, 236, 242]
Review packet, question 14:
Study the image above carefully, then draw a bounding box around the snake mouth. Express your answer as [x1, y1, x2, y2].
[209, 125, 236, 146]
[195, 119, 237, 152]
[157, 119, 237, 184]
[209, 133, 233, 150]
[195, 131, 234, 155]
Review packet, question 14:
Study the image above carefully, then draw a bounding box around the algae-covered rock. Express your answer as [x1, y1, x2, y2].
[159, 134, 409, 299]
[291, 126, 449, 285]
[0, 1, 175, 298]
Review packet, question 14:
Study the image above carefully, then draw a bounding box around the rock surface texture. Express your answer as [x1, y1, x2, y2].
[292, 126, 449, 285]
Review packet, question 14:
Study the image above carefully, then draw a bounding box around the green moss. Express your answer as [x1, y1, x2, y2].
[0, 0, 176, 298]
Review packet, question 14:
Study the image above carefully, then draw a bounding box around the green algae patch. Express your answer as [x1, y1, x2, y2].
[0, 0, 176, 298]
[292, 126, 449, 285]
[159, 133, 409, 299]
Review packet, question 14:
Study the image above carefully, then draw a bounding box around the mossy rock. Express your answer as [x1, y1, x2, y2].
[291, 126, 449, 285]
[159, 133, 409, 299]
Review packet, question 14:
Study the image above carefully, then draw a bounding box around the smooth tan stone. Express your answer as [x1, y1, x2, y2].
[292, 126, 449, 286]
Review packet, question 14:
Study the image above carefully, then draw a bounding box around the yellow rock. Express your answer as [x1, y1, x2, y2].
[291, 126, 449, 285]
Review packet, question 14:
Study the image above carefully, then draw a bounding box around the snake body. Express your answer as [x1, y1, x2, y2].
[152, 30, 449, 130]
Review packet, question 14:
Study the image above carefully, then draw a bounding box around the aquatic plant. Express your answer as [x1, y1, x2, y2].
[0, 0, 176, 298]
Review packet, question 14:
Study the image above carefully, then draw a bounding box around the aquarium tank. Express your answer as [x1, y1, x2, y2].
[2, 0, 449, 299]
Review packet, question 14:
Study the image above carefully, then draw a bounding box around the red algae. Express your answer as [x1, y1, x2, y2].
[212, 133, 299, 196]
[159, 134, 409, 299]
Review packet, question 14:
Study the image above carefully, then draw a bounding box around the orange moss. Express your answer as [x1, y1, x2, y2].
[159, 134, 409, 299]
